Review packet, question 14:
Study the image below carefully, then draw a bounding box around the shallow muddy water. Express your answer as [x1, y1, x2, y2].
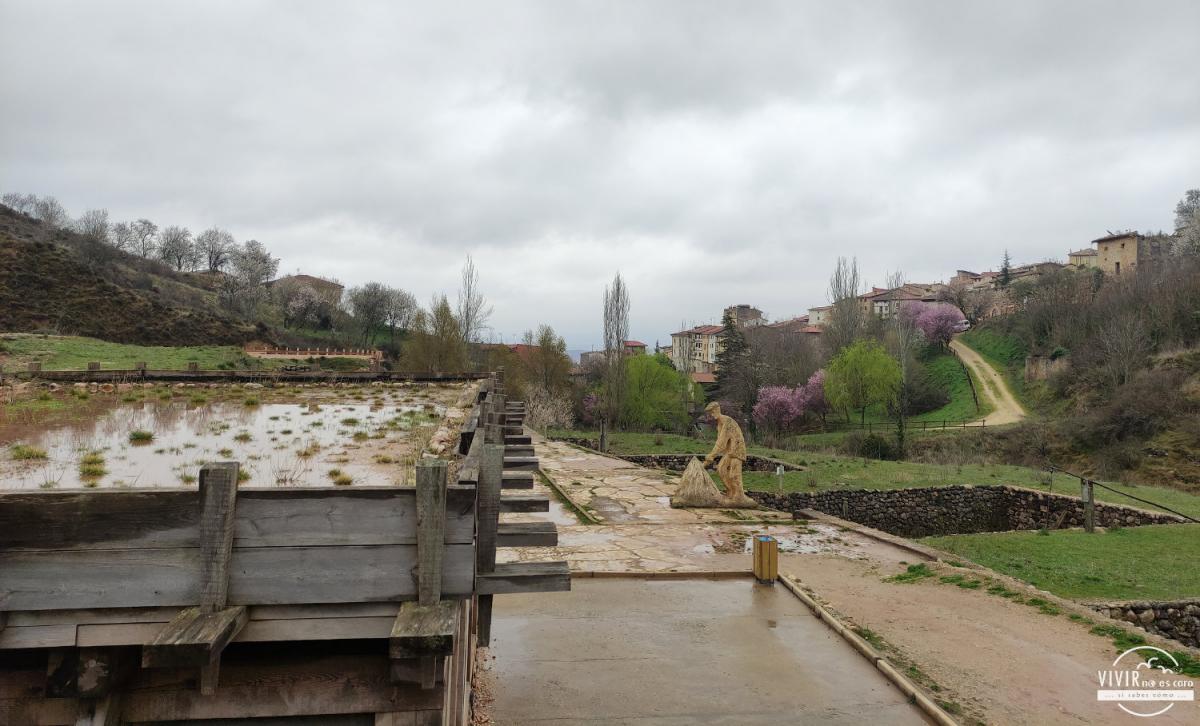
[1, 384, 464, 490]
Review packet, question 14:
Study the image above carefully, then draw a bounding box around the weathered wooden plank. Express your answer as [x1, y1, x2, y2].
[0, 487, 477, 551]
[501, 471, 534, 490]
[1, 544, 476, 611]
[416, 461, 447, 607]
[120, 654, 443, 721]
[504, 434, 532, 445]
[476, 561, 571, 595]
[142, 606, 248, 668]
[476, 443, 503, 647]
[498, 495, 549, 513]
[75, 615, 404, 647]
[504, 445, 535, 457]
[503, 456, 538, 471]
[6, 603, 403, 627]
[198, 463, 238, 612]
[0, 623, 76, 649]
[75, 692, 121, 726]
[389, 601, 457, 659]
[497, 521, 558, 547]
[0, 490, 198, 550]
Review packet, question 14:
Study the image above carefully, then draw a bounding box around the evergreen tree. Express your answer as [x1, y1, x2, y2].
[714, 308, 755, 416]
[999, 249, 1013, 288]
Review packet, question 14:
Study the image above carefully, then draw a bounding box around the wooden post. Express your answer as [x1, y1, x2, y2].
[87, 361, 101, 371]
[416, 460, 448, 606]
[1084, 479, 1095, 533]
[142, 462, 245, 695]
[476, 443, 504, 647]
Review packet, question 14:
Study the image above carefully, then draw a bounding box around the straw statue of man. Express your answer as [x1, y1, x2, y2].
[702, 401, 755, 506]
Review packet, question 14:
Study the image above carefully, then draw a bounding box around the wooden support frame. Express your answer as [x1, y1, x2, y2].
[141, 462, 246, 695]
[475, 443, 504, 647]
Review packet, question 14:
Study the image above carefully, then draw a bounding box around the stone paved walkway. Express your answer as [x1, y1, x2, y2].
[497, 436, 903, 574]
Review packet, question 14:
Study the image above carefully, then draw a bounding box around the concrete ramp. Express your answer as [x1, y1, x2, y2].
[486, 578, 930, 725]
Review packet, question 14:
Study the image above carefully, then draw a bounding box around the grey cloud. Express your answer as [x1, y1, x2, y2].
[2, 0, 1197, 348]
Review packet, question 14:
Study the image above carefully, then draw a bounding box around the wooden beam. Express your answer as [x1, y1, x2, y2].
[502, 456, 538, 471]
[197, 463, 238, 612]
[497, 522, 558, 547]
[141, 605, 247, 668]
[388, 601, 458, 659]
[504, 434, 532, 446]
[504, 445, 535, 457]
[499, 495, 549, 513]
[0, 487, 477, 551]
[1, 543, 477, 611]
[415, 461, 447, 607]
[476, 562, 571, 595]
[476, 443, 503, 647]
[75, 693, 121, 726]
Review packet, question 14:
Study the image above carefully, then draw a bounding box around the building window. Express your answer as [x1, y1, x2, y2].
[1115, 261, 1121, 275]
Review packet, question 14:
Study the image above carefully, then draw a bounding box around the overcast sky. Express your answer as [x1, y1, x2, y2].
[2, 1, 1197, 350]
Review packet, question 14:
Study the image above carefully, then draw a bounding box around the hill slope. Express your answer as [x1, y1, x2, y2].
[0, 205, 263, 345]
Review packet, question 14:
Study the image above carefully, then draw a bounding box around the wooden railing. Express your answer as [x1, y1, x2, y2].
[0, 371, 566, 725]
[244, 344, 384, 360]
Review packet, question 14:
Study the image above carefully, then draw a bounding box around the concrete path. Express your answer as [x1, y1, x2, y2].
[950, 336, 1026, 425]
[483, 578, 929, 725]
[498, 437, 901, 574]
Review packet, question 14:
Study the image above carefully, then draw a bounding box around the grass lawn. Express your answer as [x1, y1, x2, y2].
[548, 429, 1200, 519]
[0, 334, 368, 371]
[922, 525, 1200, 600]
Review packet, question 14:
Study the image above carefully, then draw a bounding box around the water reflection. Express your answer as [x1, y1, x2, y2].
[2, 397, 447, 490]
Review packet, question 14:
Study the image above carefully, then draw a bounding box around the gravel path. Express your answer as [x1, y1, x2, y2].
[951, 335, 1027, 426]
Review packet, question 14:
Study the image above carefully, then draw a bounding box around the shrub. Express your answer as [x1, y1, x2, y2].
[128, 430, 154, 444]
[10, 443, 48, 460]
[840, 432, 898, 460]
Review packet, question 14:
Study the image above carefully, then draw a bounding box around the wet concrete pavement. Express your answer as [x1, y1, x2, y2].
[485, 578, 929, 725]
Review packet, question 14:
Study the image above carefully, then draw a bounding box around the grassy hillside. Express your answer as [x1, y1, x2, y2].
[0, 206, 262, 345]
[924, 525, 1200, 600]
[0, 334, 371, 371]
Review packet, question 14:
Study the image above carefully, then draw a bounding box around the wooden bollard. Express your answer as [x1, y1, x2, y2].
[752, 535, 778, 584]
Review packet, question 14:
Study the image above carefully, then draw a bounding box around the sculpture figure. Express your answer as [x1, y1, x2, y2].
[702, 401, 755, 506]
[670, 401, 757, 509]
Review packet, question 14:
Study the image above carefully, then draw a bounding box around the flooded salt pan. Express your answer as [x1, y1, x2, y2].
[1, 385, 462, 490]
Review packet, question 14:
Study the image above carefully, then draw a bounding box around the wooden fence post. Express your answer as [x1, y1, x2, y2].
[1083, 479, 1095, 533]
[143, 462, 246, 695]
[476, 443, 504, 647]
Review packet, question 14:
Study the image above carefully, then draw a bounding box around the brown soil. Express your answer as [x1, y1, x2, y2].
[787, 554, 1199, 725]
[951, 336, 1027, 426]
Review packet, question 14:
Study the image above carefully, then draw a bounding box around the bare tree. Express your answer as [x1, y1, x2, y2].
[158, 226, 197, 271]
[456, 255, 493, 344]
[2, 192, 37, 214]
[1099, 311, 1151, 388]
[1173, 189, 1200, 256]
[32, 196, 70, 229]
[109, 221, 135, 253]
[825, 256, 863, 354]
[602, 272, 630, 427]
[195, 227, 236, 272]
[385, 287, 418, 344]
[131, 219, 159, 258]
[887, 271, 921, 456]
[73, 208, 111, 244]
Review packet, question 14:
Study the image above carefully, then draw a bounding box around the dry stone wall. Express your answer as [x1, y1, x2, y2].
[749, 485, 1184, 538]
[1092, 600, 1200, 649]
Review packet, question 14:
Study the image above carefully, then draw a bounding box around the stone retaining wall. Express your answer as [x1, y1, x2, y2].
[1091, 600, 1200, 649]
[749, 485, 1184, 538]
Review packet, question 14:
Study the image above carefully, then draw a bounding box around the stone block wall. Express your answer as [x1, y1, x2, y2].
[749, 485, 1184, 538]
[1092, 600, 1200, 649]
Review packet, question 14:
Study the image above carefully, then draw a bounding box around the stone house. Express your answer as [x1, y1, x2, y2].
[1090, 232, 1170, 276]
[1067, 248, 1098, 268]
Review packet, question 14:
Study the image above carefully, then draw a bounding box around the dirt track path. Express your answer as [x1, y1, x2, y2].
[951, 336, 1027, 425]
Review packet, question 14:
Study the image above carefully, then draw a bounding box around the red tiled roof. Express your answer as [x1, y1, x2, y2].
[1091, 232, 1139, 245]
[624, 340, 647, 348]
[690, 372, 717, 384]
